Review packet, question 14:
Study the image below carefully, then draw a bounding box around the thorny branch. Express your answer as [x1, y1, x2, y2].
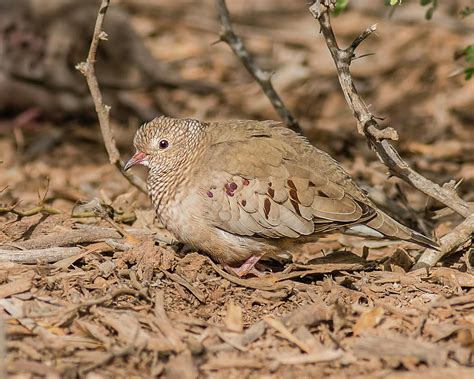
[76, 0, 147, 193]
[308, 2, 472, 218]
[216, 0, 303, 135]
[308, 0, 473, 267]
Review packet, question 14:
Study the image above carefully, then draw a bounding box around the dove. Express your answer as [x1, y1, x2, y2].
[124, 116, 437, 277]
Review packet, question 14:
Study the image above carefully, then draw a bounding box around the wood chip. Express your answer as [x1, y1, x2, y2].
[0, 272, 34, 298]
[264, 316, 312, 354]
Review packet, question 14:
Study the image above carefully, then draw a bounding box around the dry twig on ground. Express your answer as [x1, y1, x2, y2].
[0, 247, 82, 264]
[412, 214, 474, 269]
[1, 226, 121, 251]
[216, 0, 303, 135]
[0, 204, 60, 218]
[76, 0, 147, 193]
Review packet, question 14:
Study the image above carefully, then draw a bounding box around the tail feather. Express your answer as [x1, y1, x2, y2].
[363, 209, 439, 250]
[409, 230, 439, 250]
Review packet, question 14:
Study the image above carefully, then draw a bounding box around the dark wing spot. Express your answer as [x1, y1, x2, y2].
[225, 182, 238, 195]
[316, 190, 329, 198]
[289, 189, 300, 202]
[243, 179, 250, 186]
[225, 183, 234, 196]
[263, 198, 271, 219]
[241, 199, 247, 206]
[290, 199, 302, 216]
[207, 191, 213, 198]
[309, 181, 316, 187]
[287, 179, 296, 190]
[268, 182, 272, 187]
[268, 187, 275, 198]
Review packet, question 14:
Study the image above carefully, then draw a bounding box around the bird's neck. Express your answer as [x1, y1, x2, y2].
[147, 132, 210, 224]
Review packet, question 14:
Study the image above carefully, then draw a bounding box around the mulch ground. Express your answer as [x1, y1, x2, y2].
[0, 1, 473, 378]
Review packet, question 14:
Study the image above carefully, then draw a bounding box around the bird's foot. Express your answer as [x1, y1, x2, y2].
[225, 255, 266, 278]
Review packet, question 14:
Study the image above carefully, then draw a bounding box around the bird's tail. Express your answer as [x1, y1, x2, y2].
[408, 230, 439, 250]
[347, 209, 439, 250]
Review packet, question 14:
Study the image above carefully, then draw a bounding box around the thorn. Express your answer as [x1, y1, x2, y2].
[99, 31, 108, 40]
[352, 52, 376, 61]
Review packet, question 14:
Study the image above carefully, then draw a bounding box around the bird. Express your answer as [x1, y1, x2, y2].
[124, 116, 438, 277]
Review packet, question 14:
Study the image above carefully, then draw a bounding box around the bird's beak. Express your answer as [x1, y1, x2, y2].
[123, 151, 148, 171]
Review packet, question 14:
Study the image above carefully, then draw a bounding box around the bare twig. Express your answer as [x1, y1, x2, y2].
[0, 247, 82, 264]
[76, 0, 147, 193]
[216, 0, 303, 135]
[160, 270, 206, 303]
[0, 226, 121, 251]
[263, 316, 312, 353]
[307, 1, 473, 267]
[71, 287, 148, 311]
[38, 287, 149, 319]
[0, 204, 60, 217]
[307, 2, 472, 219]
[412, 214, 474, 270]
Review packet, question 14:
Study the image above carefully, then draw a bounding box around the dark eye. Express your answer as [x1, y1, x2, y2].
[159, 139, 169, 149]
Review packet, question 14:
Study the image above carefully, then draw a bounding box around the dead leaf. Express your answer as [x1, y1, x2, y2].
[353, 307, 385, 336]
[224, 301, 243, 333]
[0, 271, 34, 298]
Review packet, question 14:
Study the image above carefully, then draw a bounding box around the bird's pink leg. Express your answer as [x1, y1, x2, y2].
[225, 254, 265, 278]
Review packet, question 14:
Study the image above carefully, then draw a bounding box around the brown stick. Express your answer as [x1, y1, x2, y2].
[216, 0, 303, 135]
[309, 0, 473, 217]
[1, 226, 121, 251]
[0, 204, 60, 217]
[307, 1, 473, 267]
[308, 1, 472, 219]
[0, 247, 81, 264]
[76, 0, 147, 193]
[412, 214, 474, 270]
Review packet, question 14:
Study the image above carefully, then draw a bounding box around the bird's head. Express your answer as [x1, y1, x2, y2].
[124, 116, 208, 175]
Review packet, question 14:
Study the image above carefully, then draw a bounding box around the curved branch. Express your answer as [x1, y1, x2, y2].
[308, 0, 473, 267]
[216, 0, 303, 135]
[308, 1, 472, 218]
[76, 0, 147, 193]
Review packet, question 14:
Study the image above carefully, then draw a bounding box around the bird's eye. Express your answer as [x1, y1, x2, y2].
[158, 139, 169, 149]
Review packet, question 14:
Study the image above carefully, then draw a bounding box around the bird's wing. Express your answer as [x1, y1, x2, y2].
[202, 121, 375, 239]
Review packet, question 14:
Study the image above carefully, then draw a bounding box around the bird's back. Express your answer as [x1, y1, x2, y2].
[200, 120, 436, 249]
[206, 120, 369, 203]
